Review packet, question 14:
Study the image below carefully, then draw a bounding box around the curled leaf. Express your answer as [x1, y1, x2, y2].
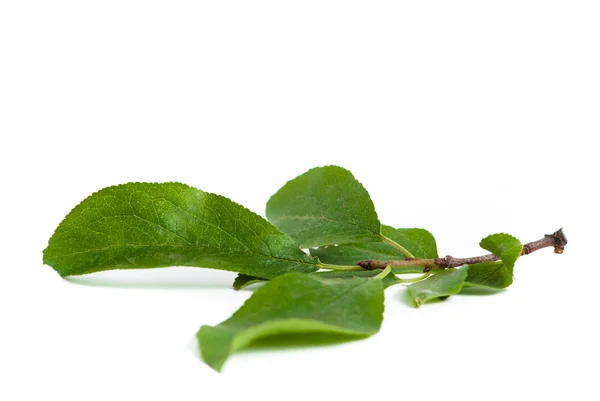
[198, 272, 384, 371]
[466, 233, 522, 289]
[407, 266, 469, 307]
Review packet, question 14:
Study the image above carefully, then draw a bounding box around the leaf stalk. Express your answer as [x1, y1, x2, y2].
[372, 265, 392, 280]
[380, 234, 415, 258]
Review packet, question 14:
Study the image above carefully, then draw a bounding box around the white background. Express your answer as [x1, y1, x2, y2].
[1, 1, 599, 400]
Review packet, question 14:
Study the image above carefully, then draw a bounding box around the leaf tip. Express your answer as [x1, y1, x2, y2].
[197, 325, 234, 373]
[42, 248, 66, 278]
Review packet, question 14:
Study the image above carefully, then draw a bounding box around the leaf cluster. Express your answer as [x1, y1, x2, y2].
[43, 166, 525, 371]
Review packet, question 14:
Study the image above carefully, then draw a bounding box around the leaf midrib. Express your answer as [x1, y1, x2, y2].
[148, 195, 255, 253]
[46, 243, 319, 267]
[53, 194, 305, 261]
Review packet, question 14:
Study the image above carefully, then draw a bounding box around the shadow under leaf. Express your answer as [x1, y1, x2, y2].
[64, 267, 235, 290]
[239, 332, 364, 354]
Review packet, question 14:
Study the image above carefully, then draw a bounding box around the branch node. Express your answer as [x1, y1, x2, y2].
[357, 228, 566, 273]
[434, 256, 452, 269]
[357, 260, 388, 270]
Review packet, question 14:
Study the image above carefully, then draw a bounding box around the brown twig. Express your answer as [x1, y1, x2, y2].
[357, 228, 568, 272]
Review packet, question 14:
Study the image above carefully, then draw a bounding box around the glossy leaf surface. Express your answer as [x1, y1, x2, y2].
[43, 183, 319, 278]
[266, 166, 381, 248]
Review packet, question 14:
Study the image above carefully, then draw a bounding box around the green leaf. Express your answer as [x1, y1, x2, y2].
[465, 233, 522, 289]
[381, 225, 438, 259]
[233, 269, 402, 291]
[309, 225, 438, 266]
[43, 182, 319, 278]
[197, 272, 384, 371]
[310, 243, 402, 266]
[479, 233, 523, 266]
[233, 274, 265, 290]
[406, 266, 469, 307]
[266, 166, 381, 248]
[314, 269, 402, 289]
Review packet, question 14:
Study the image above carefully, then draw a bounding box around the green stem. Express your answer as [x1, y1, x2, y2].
[318, 263, 364, 271]
[392, 266, 430, 275]
[395, 273, 431, 284]
[380, 234, 415, 259]
[372, 265, 391, 280]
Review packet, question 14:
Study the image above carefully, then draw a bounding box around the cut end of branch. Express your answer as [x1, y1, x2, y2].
[521, 227, 568, 255]
[434, 256, 452, 269]
[356, 228, 567, 274]
[549, 227, 568, 254]
[357, 260, 388, 270]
